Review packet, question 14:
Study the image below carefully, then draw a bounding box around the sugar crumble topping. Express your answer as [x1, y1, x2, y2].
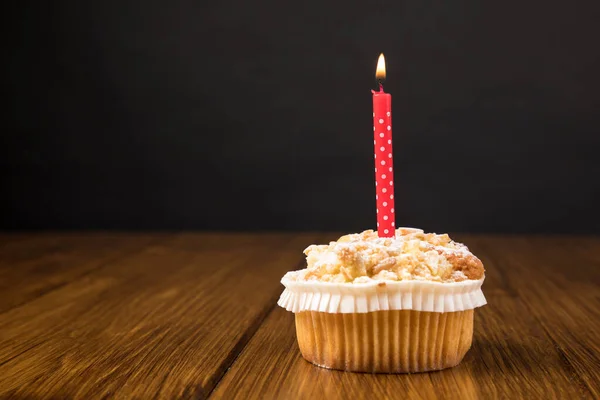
[285, 228, 485, 283]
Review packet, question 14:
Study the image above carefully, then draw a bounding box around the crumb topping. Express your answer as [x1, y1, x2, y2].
[284, 228, 485, 283]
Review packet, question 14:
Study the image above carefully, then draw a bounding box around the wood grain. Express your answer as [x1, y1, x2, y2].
[0, 234, 598, 399]
[0, 233, 318, 399]
[466, 236, 600, 398]
[0, 233, 161, 313]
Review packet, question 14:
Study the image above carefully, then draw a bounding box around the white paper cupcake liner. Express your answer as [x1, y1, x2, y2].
[278, 277, 486, 314]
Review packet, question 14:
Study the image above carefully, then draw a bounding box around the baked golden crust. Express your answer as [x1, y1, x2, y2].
[286, 228, 484, 283]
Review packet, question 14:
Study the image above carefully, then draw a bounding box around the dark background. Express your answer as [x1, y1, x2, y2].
[3, 1, 600, 233]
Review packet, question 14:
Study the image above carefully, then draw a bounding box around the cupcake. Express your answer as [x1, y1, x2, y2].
[278, 227, 486, 373]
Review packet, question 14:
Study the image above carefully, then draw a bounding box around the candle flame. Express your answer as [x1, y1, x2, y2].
[376, 53, 386, 81]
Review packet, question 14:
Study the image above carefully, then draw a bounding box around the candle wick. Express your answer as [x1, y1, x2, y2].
[378, 81, 384, 92]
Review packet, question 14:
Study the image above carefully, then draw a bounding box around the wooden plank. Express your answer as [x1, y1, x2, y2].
[0, 233, 318, 399]
[211, 236, 594, 399]
[465, 236, 600, 398]
[0, 233, 162, 313]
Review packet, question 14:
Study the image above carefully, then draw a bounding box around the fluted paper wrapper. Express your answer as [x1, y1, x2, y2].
[295, 309, 474, 373]
[279, 278, 486, 373]
[278, 278, 486, 314]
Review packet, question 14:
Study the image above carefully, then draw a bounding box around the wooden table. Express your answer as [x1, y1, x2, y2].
[0, 233, 598, 399]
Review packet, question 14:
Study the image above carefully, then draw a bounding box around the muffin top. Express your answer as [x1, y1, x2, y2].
[284, 228, 484, 283]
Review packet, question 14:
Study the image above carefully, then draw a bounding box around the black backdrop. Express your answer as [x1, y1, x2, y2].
[3, 1, 600, 233]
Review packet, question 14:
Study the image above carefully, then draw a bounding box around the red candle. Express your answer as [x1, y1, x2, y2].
[372, 53, 395, 237]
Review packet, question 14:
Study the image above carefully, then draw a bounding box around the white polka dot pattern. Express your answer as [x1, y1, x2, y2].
[372, 89, 395, 237]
